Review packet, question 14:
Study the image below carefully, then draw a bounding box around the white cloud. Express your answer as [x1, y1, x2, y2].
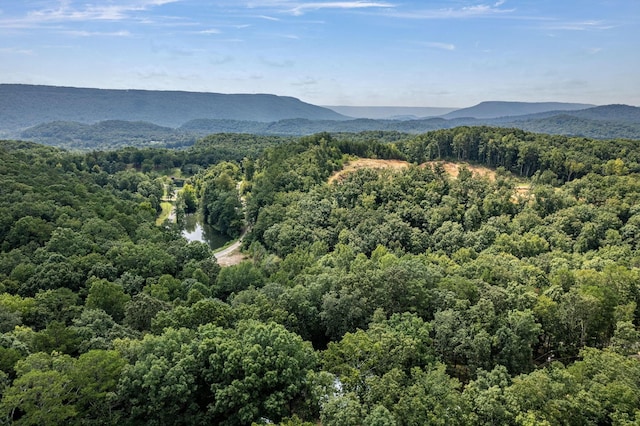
[543, 20, 615, 31]
[387, 2, 514, 19]
[62, 30, 132, 37]
[199, 28, 222, 34]
[423, 41, 455, 51]
[0, 47, 34, 55]
[288, 2, 395, 16]
[258, 15, 281, 21]
[12, 0, 181, 25]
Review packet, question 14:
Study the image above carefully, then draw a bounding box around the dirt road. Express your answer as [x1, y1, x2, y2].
[214, 238, 246, 267]
[213, 181, 249, 267]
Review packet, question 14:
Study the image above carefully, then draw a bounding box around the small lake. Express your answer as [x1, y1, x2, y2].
[181, 213, 232, 250]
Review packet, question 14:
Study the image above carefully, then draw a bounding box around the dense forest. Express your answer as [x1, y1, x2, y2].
[2, 127, 640, 425]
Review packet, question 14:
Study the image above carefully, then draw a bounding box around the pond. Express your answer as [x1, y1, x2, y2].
[181, 213, 232, 250]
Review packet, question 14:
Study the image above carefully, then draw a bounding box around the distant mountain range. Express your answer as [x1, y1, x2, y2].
[441, 101, 595, 119]
[2, 84, 639, 148]
[0, 84, 347, 132]
[178, 104, 640, 139]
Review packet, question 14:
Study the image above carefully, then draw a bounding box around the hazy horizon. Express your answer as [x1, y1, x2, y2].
[1, 1, 638, 107]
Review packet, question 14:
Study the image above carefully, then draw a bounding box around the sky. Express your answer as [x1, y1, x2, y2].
[0, 0, 639, 107]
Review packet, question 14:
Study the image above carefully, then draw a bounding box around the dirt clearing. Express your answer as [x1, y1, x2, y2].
[328, 159, 412, 184]
[423, 161, 497, 181]
[328, 158, 498, 184]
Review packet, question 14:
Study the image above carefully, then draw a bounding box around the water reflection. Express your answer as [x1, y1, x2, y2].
[181, 213, 231, 250]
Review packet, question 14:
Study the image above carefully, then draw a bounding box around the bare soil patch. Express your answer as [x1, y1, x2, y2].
[214, 237, 247, 267]
[423, 161, 497, 181]
[216, 251, 247, 267]
[328, 159, 411, 184]
[328, 158, 499, 184]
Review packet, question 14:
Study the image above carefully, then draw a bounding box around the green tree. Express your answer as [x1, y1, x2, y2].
[1, 369, 76, 425]
[200, 320, 318, 425]
[71, 350, 126, 423]
[393, 365, 469, 425]
[71, 308, 134, 352]
[323, 313, 434, 399]
[123, 292, 170, 332]
[0, 353, 77, 425]
[118, 321, 317, 425]
[180, 183, 198, 213]
[85, 278, 130, 322]
[320, 393, 364, 426]
[214, 262, 264, 299]
[464, 365, 512, 425]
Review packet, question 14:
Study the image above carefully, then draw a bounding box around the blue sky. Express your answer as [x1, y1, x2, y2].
[1, 0, 638, 107]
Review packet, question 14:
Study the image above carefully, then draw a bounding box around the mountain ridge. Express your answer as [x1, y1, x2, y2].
[0, 84, 348, 132]
[442, 101, 596, 120]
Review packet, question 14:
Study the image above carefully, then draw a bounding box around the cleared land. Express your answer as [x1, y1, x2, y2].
[328, 159, 411, 184]
[214, 241, 247, 267]
[329, 158, 498, 183]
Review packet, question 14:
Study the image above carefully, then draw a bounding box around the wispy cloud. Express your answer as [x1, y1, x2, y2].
[280, 34, 301, 39]
[543, 20, 615, 31]
[199, 28, 222, 34]
[2, 0, 181, 27]
[0, 47, 34, 55]
[387, 1, 514, 20]
[258, 15, 281, 21]
[422, 41, 455, 51]
[62, 30, 132, 37]
[288, 2, 395, 16]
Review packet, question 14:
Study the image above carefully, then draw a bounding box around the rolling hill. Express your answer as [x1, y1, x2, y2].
[19, 103, 640, 150]
[20, 120, 196, 150]
[179, 104, 640, 139]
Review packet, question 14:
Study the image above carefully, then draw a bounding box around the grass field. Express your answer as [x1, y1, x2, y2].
[156, 201, 174, 225]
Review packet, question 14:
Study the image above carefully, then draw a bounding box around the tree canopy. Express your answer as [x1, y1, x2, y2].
[2, 127, 640, 424]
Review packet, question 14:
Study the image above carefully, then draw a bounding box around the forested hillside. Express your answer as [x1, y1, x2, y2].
[0, 84, 347, 132]
[2, 128, 640, 425]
